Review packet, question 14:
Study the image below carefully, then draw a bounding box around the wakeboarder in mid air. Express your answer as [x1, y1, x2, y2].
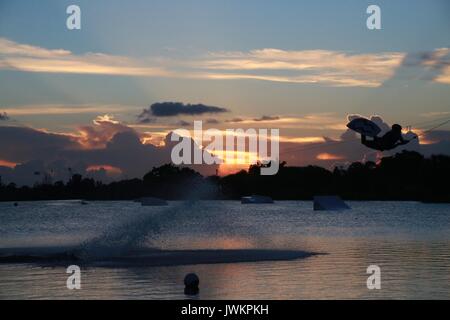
[361, 124, 411, 151]
[347, 118, 412, 152]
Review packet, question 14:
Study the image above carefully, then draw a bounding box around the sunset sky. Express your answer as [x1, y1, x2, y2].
[1, 0, 450, 184]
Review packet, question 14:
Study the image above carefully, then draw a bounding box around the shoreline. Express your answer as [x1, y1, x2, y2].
[1, 199, 450, 203]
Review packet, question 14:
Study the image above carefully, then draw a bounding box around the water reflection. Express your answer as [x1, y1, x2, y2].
[1, 201, 450, 299]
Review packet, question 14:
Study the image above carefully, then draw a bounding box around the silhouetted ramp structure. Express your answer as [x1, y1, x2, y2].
[313, 196, 350, 211]
[138, 197, 168, 206]
[241, 195, 274, 204]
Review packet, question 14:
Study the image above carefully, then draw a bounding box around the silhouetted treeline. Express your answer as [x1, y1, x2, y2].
[221, 151, 450, 202]
[0, 164, 217, 201]
[1, 151, 449, 203]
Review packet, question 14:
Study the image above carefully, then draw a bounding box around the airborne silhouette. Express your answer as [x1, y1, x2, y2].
[361, 124, 411, 151]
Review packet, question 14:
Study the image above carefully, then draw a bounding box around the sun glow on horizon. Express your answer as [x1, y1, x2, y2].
[86, 164, 123, 176]
[0, 159, 18, 168]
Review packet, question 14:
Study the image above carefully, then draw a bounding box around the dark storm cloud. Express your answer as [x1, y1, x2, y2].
[0, 125, 218, 186]
[137, 102, 228, 123]
[0, 126, 77, 162]
[1, 115, 448, 186]
[62, 131, 173, 179]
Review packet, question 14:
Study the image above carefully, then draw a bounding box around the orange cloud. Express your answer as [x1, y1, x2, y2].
[435, 65, 450, 84]
[86, 165, 123, 176]
[77, 114, 134, 148]
[1, 104, 135, 116]
[0, 37, 406, 88]
[218, 163, 249, 176]
[0, 38, 169, 77]
[316, 153, 345, 161]
[196, 49, 405, 87]
[0, 159, 17, 168]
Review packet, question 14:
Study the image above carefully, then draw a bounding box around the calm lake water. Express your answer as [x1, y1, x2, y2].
[0, 200, 450, 299]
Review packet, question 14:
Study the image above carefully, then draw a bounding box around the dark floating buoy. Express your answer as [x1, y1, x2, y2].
[13, 202, 18, 207]
[184, 273, 199, 296]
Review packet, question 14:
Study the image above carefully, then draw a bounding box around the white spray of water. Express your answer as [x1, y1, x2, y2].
[77, 204, 184, 259]
[78, 181, 219, 260]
